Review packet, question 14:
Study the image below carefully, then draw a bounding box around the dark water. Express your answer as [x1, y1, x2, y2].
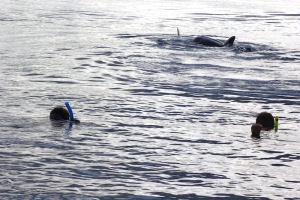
[0, 0, 300, 199]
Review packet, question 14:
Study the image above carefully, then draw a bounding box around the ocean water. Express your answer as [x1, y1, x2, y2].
[0, 0, 300, 199]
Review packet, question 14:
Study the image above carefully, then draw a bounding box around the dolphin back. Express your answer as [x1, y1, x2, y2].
[223, 36, 235, 47]
[193, 36, 224, 47]
[193, 36, 235, 47]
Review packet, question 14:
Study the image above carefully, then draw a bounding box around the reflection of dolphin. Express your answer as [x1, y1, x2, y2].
[193, 36, 235, 47]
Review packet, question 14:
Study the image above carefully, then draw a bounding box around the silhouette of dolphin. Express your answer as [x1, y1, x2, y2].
[193, 36, 235, 47]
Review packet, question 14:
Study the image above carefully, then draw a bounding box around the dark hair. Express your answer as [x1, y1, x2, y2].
[50, 106, 69, 120]
[256, 112, 274, 128]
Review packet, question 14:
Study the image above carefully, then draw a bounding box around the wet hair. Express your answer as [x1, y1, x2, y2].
[50, 106, 69, 120]
[256, 112, 274, 129]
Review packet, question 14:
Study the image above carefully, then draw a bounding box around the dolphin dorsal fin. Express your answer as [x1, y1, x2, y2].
[223, 36, 235, 46]
[177, 28, 180, 37]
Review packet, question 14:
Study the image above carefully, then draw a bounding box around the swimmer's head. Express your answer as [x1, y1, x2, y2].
[251, 124, 262, 138]
[50, 106, 70, 120]
[256, 112, 274, 129]
[251, 112, 275, 138]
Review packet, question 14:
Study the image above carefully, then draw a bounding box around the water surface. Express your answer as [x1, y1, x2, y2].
[0, 0, 299, 199]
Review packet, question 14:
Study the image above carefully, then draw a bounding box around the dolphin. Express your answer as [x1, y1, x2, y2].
[193, 36, 235, 47]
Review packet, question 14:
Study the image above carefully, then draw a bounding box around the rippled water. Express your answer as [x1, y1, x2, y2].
[1, 0, 300, 199]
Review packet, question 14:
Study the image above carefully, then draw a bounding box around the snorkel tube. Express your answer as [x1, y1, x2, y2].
[274, 116, 279, 132]
[65, 102, 80, 123]
[65, 102, 74, 121]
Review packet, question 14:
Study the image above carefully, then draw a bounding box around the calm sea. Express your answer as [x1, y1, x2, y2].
[0, 0, 299, 199]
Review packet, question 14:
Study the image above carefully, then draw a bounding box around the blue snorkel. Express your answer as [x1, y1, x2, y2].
[65, 102, 80, 124]
[65, 102, 74, 121]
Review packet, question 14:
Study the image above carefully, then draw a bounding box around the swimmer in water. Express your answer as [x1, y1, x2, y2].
[50, 104, 80, 123]
[251, 112, 274, 138]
